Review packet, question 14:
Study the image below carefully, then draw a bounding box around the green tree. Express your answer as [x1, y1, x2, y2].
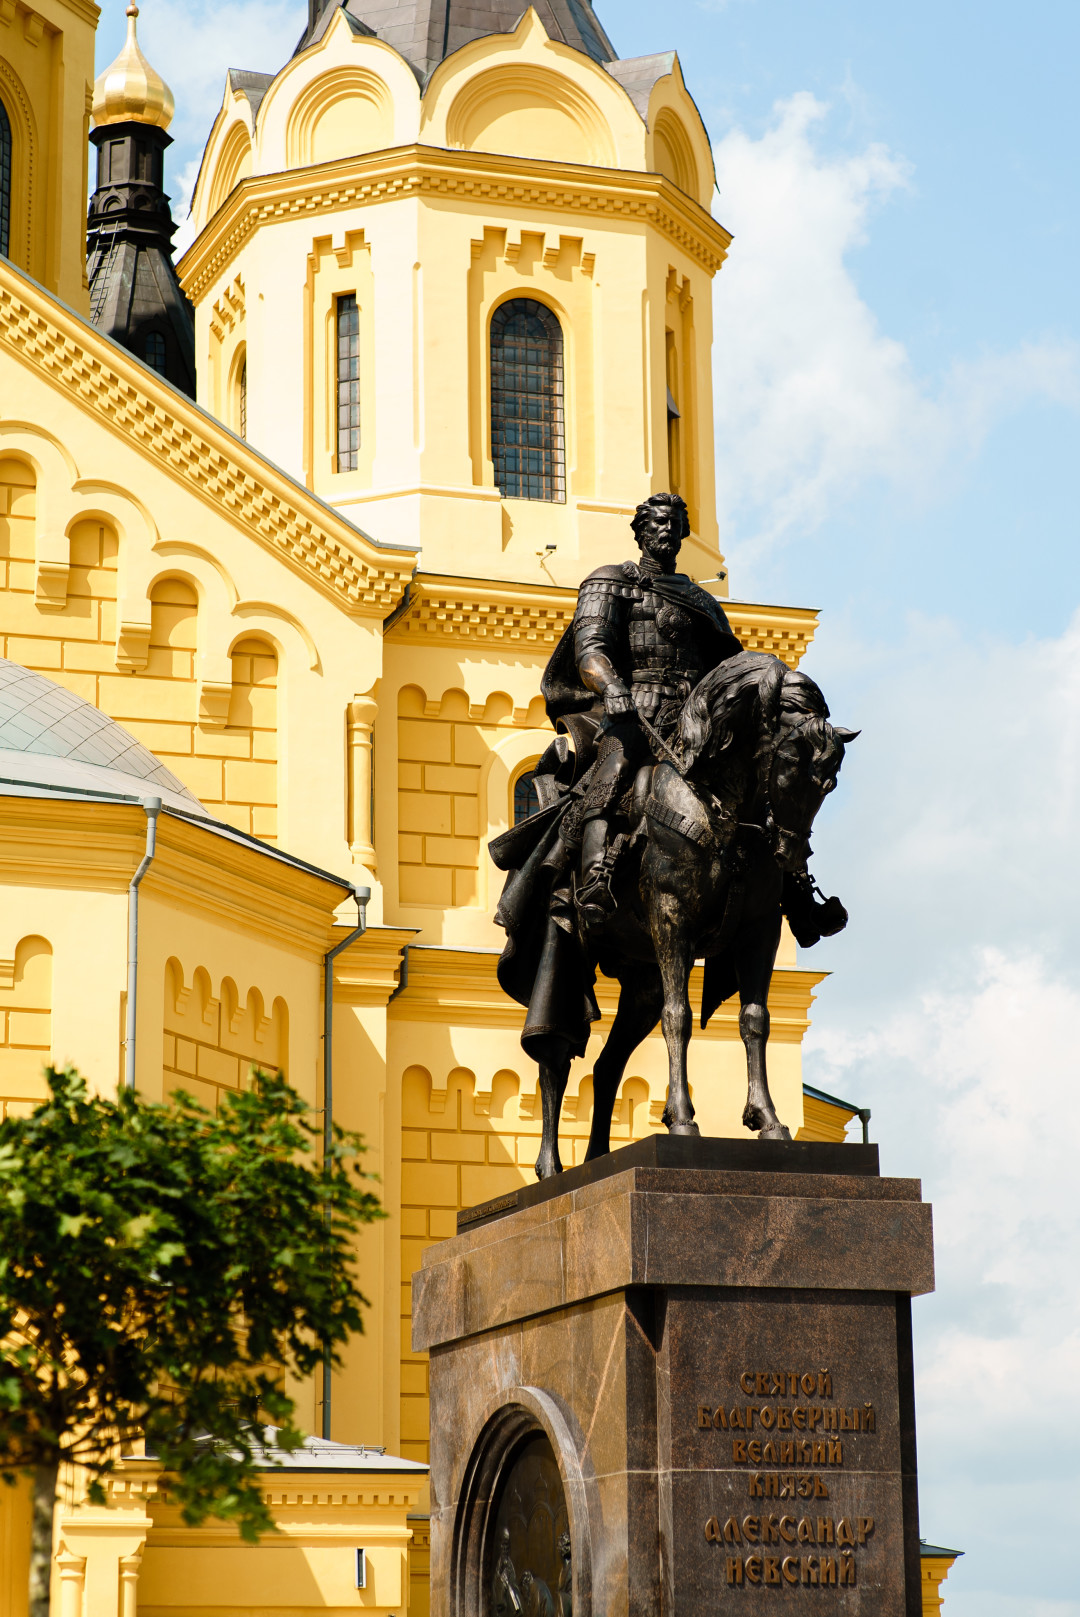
[0, 1066, 382, 1617]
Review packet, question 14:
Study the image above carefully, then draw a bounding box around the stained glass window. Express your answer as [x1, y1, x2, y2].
[490, 299, 565, 502]
[144, 332, 167, 374]
[513, 768, 541, 825]
[336, 293, 360, 472]
[0, 98, 11, 259]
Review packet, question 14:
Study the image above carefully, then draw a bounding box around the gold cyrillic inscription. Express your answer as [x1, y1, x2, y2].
[724, 1554, 854, 1587]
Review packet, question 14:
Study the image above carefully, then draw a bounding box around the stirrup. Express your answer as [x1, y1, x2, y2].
[575, 873, 615, 927]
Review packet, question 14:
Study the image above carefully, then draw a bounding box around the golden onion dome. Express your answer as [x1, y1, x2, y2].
[91, 4, 175, 130]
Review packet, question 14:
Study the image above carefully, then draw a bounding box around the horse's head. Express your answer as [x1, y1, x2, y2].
[768, 714, 858, 871]
[677, 654, 858, 867]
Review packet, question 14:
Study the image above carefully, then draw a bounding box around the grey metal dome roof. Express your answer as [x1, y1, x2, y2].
[0, 657, 208, 815]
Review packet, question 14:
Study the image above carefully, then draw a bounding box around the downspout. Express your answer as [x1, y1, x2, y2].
[321, 883, 370, 1441]
[124, 796, 162, 1092]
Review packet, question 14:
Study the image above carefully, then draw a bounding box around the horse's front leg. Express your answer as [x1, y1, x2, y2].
[736, 914, 791, 1141]
[586, 965, 664, 1161]
[535, 1046, 571, 1179]
[653, 897, 699, 1136]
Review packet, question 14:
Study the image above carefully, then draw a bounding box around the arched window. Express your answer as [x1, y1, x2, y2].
[0, 97, 11, 258]
[513, 767, 542, 825]
[490, 299, 565, 503]
[239, 358, 248, 439]
[144, 331, 167, 374]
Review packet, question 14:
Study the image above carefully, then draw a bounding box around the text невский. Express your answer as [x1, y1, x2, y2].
[704, 1516, 874, 1588]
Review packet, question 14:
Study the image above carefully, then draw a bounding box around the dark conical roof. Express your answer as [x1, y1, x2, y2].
[294, 0, 616, 81]
[86, 122, 196, 397]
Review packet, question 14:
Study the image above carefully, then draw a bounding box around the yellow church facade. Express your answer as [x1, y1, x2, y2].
[0, 0, 949, 1611]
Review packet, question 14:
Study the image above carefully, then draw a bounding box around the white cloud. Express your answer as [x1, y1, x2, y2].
[171, 159, 205, 256]
[798, 597, 1080, 1607]
[804, 604, 1080, 995]
[139, 0, 304, 138]
[710, 94, 1080, 559]
[809, 945, 1080, 1611]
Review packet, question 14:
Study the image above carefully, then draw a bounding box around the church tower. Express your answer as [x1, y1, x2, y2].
[181, 0, 728, 582]
[87, 4, 196, 395]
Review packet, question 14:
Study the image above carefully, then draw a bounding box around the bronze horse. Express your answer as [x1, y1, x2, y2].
[491, 650, 857, 1179]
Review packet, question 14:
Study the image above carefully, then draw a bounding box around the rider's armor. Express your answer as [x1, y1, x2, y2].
[571, 562, 732, 815]
[551, 560, 741, 920]
[542, 560, 741, 724]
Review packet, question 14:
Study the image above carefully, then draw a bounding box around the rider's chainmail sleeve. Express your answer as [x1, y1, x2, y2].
[572, 575, 637, 674]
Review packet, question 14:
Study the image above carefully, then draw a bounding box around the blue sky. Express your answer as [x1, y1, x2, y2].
[97, 2, 1080, 1609]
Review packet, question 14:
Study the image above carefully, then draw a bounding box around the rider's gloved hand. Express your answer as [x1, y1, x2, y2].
[603, 682, 635, 720]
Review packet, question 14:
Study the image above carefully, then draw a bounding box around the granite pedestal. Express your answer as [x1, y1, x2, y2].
[411, 1136, 934, 1617]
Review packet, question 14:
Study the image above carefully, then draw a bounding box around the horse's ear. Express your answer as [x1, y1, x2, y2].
[833, 727, 860, 744]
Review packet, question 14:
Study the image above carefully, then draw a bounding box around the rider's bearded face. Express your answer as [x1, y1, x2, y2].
[638, 508, 681, 570]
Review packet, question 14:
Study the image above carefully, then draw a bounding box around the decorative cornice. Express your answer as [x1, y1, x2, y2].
[0, 796, 350, 958]
[387, 573, 818, 667]
[335, 924, 418, 1006]
[723, 599, 819, 670]
[392, 944, 823, 1043]
[113, 1460, 424, 1525]
[0, 258, 415, 616]
[387, 573, 575, 651]
[149, 813, 353, 960]
[177, 143, 733, 303]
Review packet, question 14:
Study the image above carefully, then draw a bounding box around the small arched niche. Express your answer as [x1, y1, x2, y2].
[451, 1394, 590, 1617]
[287, 68, 394, 167]
[488, 1431, 570, 1614]
[207, 121, 252, 218]
[447, 67, 613, 167]
[651, 107, 699, 198]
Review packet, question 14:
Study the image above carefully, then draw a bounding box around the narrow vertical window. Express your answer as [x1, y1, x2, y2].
[665, 330, 681, 496]
[490, 299, 565, 502]
[0, 98, 11, 258]
[144, 332, 166, 374]
[239, 358, 247, 439]
[513, 768, 541, 825]
[336, 293, 360, 472]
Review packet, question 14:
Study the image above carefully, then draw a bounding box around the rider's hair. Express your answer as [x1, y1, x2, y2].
[632, 491, 690, 545]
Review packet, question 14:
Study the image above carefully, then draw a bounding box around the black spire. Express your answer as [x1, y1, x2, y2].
[293, 0, 617, 82]
[86, 122, 196, 397]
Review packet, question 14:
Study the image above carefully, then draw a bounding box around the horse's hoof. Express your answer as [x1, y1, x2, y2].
[758, 1122, 792, 1142]
[534, 1157, 563, 1181]
[667, 1120, 700, 1137]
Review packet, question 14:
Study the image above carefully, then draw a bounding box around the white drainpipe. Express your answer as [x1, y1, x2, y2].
[124, 796, 162, 1091]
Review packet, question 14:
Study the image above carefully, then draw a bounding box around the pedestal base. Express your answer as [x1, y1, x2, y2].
[412, 1137, 934, 1617]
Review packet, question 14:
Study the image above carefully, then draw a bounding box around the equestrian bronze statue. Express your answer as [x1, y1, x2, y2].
[491, 493, 857, 1179]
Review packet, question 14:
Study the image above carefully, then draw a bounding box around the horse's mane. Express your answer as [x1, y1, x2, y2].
[679, 652, 830, 771]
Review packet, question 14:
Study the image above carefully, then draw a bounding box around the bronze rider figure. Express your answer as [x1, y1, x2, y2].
[541, 492, 742, 925]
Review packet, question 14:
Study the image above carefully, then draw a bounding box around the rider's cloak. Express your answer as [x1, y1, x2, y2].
[492, 561, 743, 1063]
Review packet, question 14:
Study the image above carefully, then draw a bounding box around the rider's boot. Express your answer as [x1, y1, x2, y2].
[576, 818, 616, 928]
